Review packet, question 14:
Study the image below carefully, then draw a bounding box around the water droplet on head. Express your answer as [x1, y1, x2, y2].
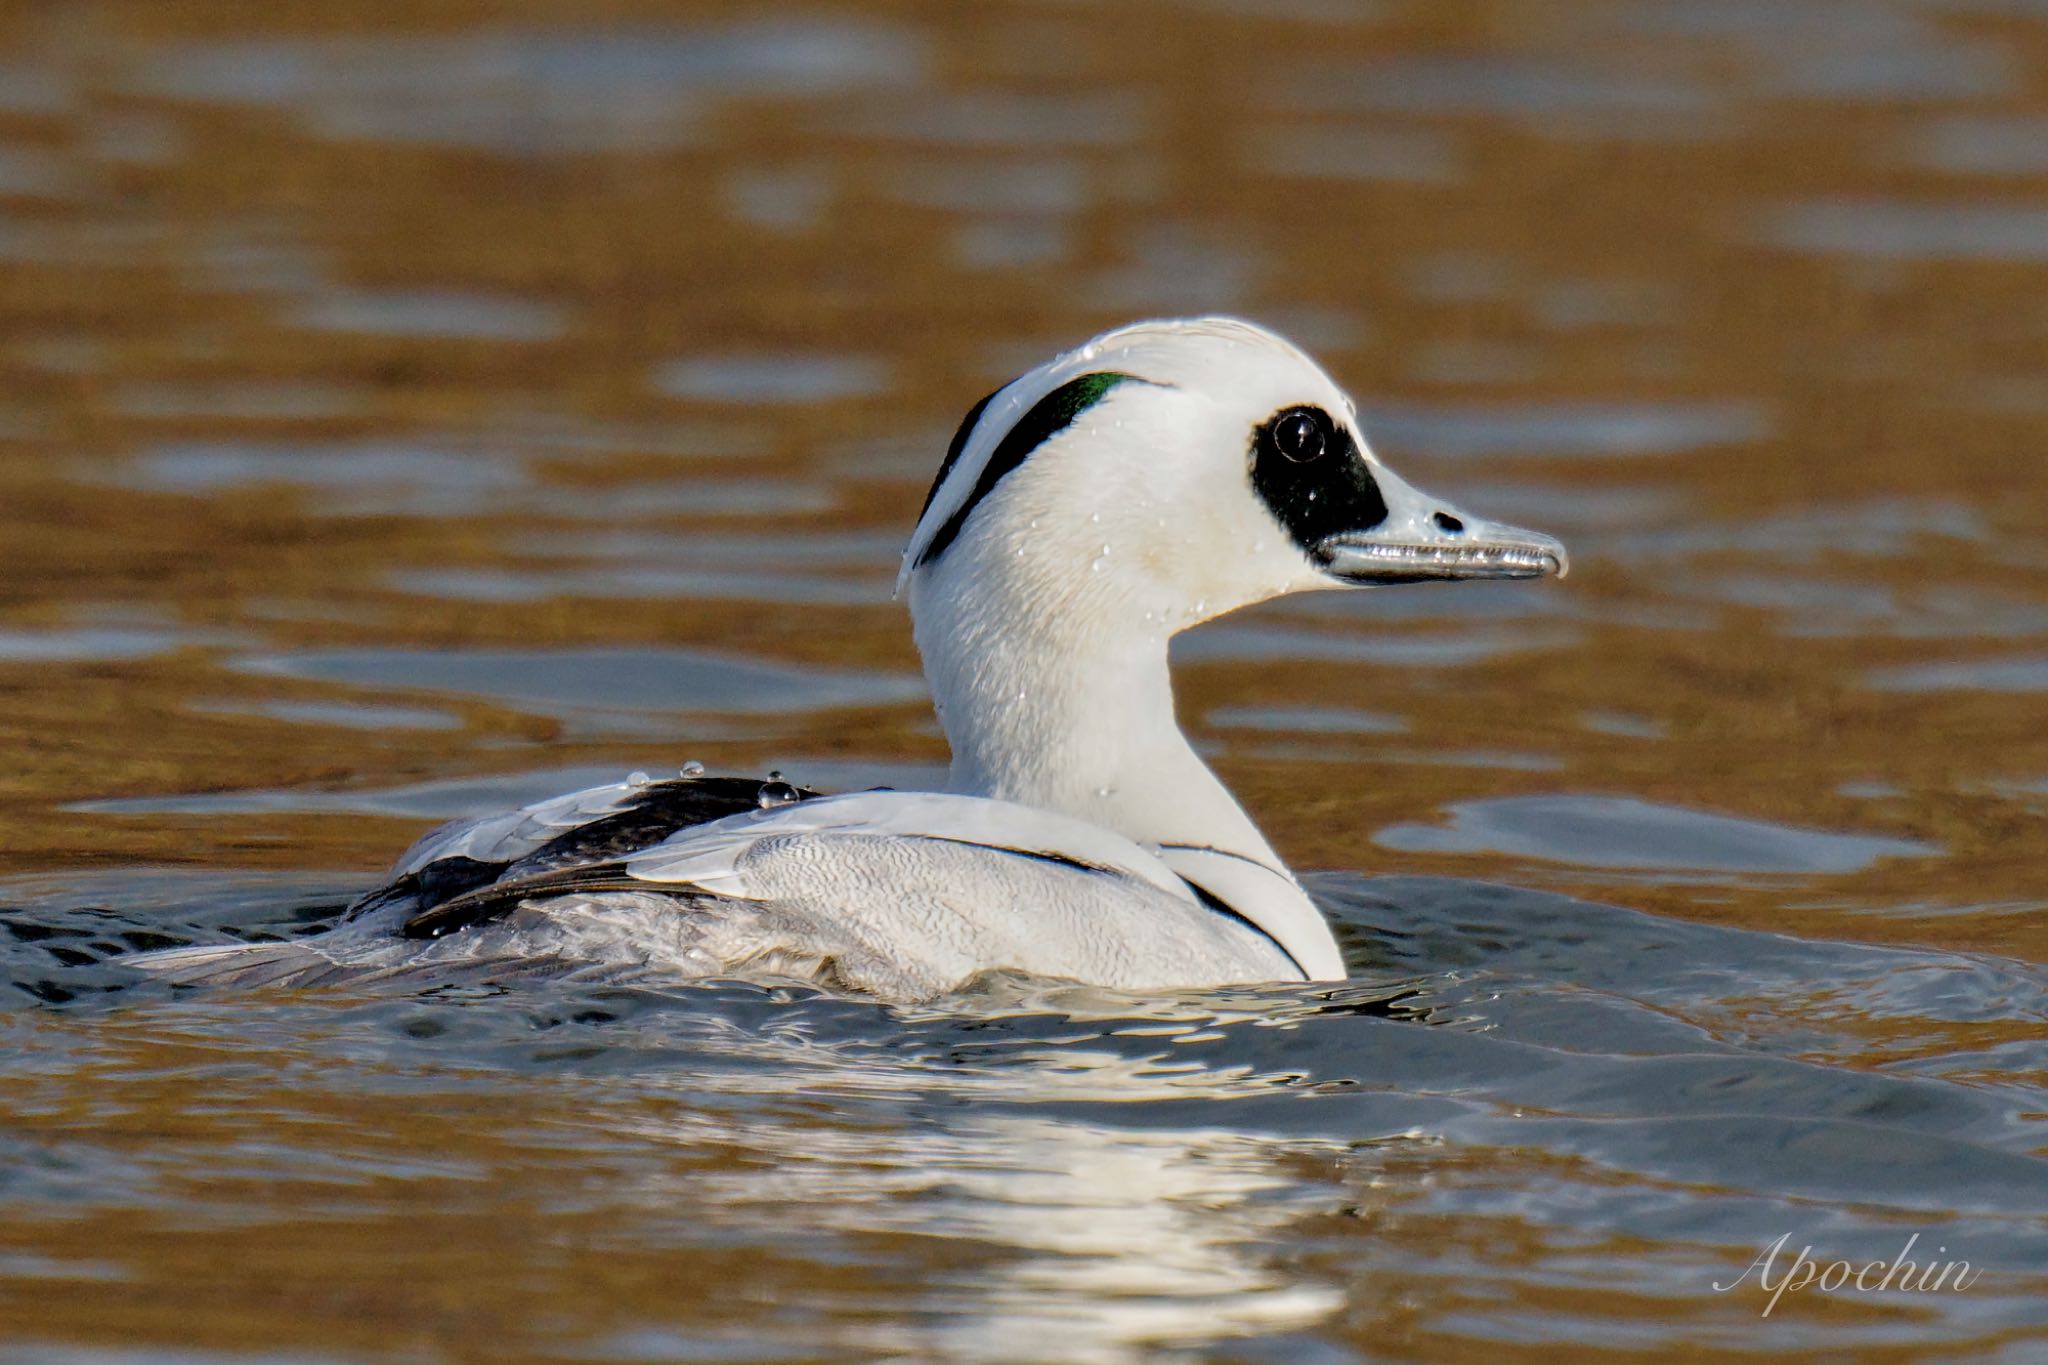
[756, 780, 801, 809]
[679, 759, 706, 778]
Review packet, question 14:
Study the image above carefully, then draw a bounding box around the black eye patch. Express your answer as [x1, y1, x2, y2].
[1249, 405, 1389, 553]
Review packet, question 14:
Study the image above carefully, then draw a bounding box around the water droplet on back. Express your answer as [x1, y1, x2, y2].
[756, 780, 801, 809]
[679, 759, 706, 778]
[627, 770, 652, 786]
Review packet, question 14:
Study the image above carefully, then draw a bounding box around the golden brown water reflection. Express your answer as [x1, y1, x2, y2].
[3, 0, 2048, 1359]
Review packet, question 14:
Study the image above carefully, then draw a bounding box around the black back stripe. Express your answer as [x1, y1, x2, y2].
[342, 854, 505, 925]
[1158, 842, 1306, 975]
[375, 776, 823, 939]
[506, 777, 818, 879]
[401, 863, 646, 940]
[925, 836, 1116, 878]
[915, 385, 1000, 526]
[1156, 841, 1290, 881]
[913, 370, 1145, 569]
[399, 829, 1122, 941]
[1176, 875, 1306, 978]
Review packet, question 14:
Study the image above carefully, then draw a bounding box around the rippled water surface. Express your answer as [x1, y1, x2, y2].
[4, 1, 2047, 1359]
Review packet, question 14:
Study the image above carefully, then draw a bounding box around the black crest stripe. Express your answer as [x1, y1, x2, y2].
[915, 386, 1000, 526]
[914, 371, 1144, 568]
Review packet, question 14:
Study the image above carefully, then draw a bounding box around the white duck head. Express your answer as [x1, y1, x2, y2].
[898, 316, 1565, 979]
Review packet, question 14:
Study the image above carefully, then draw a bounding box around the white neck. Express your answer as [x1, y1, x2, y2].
[912, 553, 1278, 868]
[908, 550, 1345, 982]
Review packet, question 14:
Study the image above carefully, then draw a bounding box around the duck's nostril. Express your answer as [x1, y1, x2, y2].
[1433, 512, 1465, 534]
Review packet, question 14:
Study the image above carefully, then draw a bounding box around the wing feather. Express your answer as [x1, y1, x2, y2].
[622, 791, 1198, 901]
